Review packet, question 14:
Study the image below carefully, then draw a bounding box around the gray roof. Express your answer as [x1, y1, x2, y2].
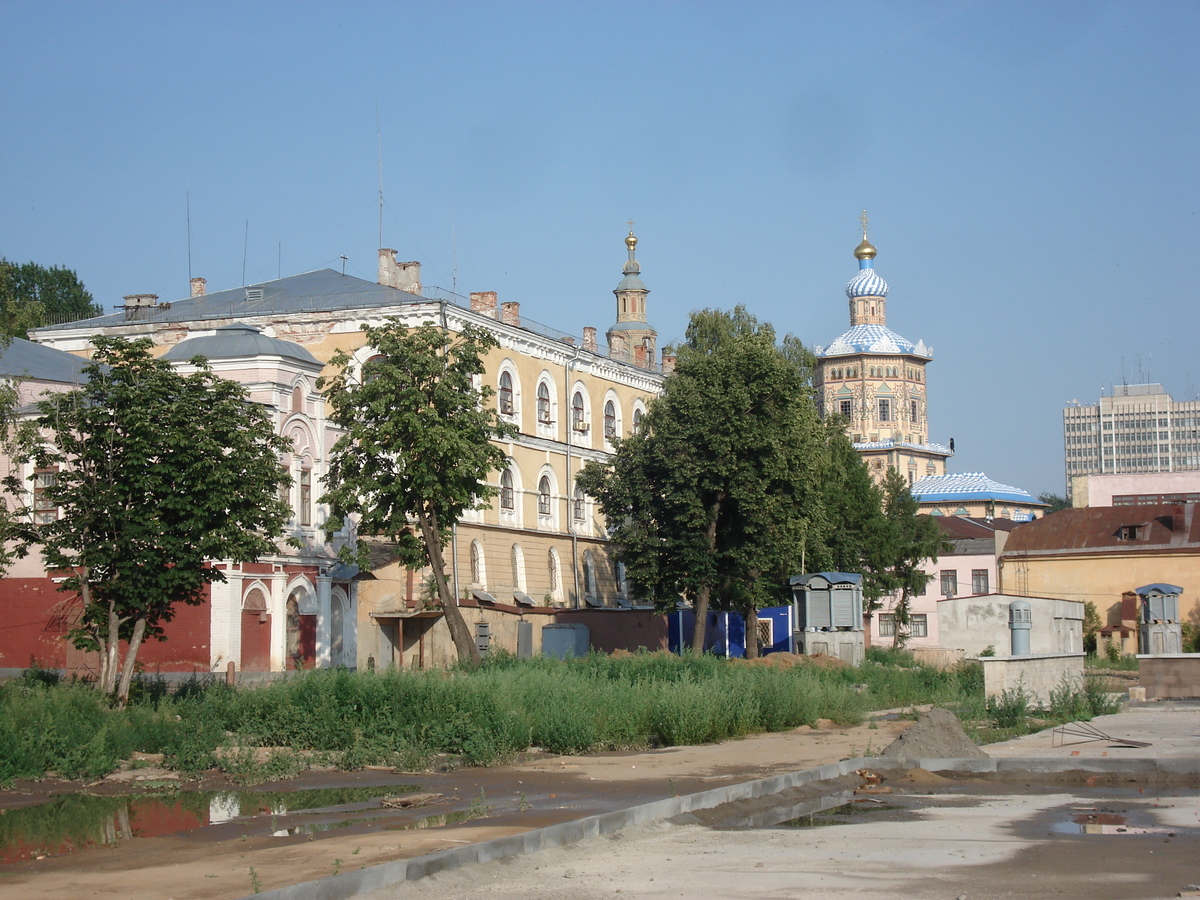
[36, 269, 424, 330]
[163, 324, 320, 366]
[0, 337, 90, 383]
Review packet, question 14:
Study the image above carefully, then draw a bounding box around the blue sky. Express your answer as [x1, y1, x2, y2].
[3, 1, 1198, 499]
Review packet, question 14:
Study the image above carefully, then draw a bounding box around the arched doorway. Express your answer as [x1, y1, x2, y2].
[241, 588, 272, 672]
[286, 588, 317, 670]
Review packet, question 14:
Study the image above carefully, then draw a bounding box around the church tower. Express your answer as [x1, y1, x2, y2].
[814, 214, 952, 484]
[606, 226, 657, 369]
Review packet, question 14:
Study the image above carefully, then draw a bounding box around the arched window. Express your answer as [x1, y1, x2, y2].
[632, 408, 644, 433]
[604, 400, 617, 440]
[500, 469, 515, 510]
[583, 550, 597, 598]
[299, 467, 312, 526]
[537, 381, 552, 424]
[572, 391, 586, 431]
[499, 371, 514, 415]
[511, 543, 525, 593]
[548, 548, 558, 593]
[470, 539, 486, 587]
[537, 475, 552, 516]
[292, 385, 303, 413]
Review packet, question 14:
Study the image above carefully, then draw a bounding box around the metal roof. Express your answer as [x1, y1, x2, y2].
[1003, 504, 1200, 554]
[163, 323, 320, 366]
[0, 337, 90, 383]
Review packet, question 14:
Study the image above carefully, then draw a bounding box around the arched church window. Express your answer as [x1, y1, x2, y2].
[500, 469, 515, 510]
[537, 382, 552, 424]
[499, 371, 514, 415]
[604, 401, 617, 439]
[537, 475, 552, 516]
[572, 392, 585, 431]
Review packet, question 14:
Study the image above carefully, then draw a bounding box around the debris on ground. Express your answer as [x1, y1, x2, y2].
[380, 792, 444, 809]
[880, 707, 988, 759]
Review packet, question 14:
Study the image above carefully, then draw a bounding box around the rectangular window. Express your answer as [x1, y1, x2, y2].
[972, 569, 989, 595]
[33, 469, 58, 524]
[878, 398, 891, 422]
[839, 399, 852, 419]
[910, 400, 918, 422]
[299, 469, 312, 526]
[910, 614, 928, 638]
[940, 570, 957, 597]
[878, 613, 896, 636]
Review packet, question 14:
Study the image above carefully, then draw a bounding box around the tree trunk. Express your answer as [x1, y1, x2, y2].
[744, 605, 760, 660]
[689, 496, 724, 655]
[101, 593, 120, 695]
[416, 509, 481, 664]
[116, 616, 147, 708]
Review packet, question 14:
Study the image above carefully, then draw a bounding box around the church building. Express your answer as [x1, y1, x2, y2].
[814, 218, 952, 485]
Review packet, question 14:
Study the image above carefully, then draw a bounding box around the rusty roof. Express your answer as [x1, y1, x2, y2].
[1002, 504, 1200, 555]
[933, 516, 1023, 540]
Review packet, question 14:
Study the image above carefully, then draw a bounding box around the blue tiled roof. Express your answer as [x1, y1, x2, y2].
[846, 268, 888, 299]
[853, 438, 953, 456]
[911, 473, 1044, 506]
[815, 324, 932, 359]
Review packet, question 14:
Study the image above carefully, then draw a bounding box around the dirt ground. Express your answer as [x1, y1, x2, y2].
[0, 715, 912, 900]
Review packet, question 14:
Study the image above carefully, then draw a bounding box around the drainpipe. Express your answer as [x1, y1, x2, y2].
[566, 345, 581, 608]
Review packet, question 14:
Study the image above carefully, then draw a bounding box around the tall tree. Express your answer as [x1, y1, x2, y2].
[319, 318, 516, 664]
[0, 260, 102, 338]
[866, 469, 948, 647]
[1037, 491, 1070, 514]
[816, 420, 886, 590]
[577, 306, 827, 657]
[30, 337, 292, 704]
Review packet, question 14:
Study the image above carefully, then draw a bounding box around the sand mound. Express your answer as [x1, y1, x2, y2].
[881, 708, 988, 759]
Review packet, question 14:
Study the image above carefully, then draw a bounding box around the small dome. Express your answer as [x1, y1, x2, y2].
[625, 231, 638, 251]
[163, 323, 320, 366]
[854, 237, 877, 260]
[845, 268, 889, 299]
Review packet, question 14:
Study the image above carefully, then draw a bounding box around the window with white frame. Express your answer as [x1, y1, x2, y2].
[572, 391, 586, 432]
[573, 486, 585, 521]
[604, 400, 617, 440]
[537, 475, 552, 516]
[32, 469, 58, 524]
[537, 381, 552, 424]
[499, 371, 515, 416]
[500, 470, 515, 510]
[632, 407, 644, 433]
[878, 614, 896, 636]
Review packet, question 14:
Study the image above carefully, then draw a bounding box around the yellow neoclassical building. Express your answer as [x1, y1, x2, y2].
[813, 219, 952, 485]
[33, 231, 668, 669]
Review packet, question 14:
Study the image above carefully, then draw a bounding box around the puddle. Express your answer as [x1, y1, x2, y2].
[1050, 808, 1176, 836]
[0, 784, 421, 864]
[781, 799, 905, 828]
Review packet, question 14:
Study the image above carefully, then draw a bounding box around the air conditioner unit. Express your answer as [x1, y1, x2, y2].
[573, 421, 589, 432]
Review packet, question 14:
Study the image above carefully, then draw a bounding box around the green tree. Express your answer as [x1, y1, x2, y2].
[319, 318, 516, 664]
[1082, 600, 1102, 655]
[866, 469, 948, 647]
[577, 306, 826, 657]
[29, 337, 292, 704]
[816, 420, 886, 590]
[0, 260, 102, 338]
[1037, 491, 1070, 514]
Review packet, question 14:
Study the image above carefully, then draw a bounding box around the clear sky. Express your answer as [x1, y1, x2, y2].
[3, 1, 1198, 500]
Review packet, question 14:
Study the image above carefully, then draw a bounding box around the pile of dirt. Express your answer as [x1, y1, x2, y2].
[881, 707, 988, 759]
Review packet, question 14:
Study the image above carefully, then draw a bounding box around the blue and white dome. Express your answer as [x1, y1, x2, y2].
[815, 324, 932, 359]
[845, 267, 888, 299]
[910, 473, 1041, 506]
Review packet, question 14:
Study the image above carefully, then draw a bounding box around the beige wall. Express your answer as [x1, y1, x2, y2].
[979, 654, 1085, 707]
[936, 594, 1084, 657]
[998, 551, 1200, 639]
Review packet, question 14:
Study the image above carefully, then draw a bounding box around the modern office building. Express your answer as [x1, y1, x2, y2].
[1063, 384, 1200, 499]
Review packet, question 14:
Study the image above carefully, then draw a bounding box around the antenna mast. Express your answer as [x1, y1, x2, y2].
[186, 191, 193, 287]
[377, 98, 384, 250]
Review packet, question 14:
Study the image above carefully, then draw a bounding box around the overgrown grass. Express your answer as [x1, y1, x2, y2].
[0, 650, 1125, 785]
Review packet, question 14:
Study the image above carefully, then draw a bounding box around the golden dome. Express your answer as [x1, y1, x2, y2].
[626, 231, 638, 251]
[854, 236, 877, 260]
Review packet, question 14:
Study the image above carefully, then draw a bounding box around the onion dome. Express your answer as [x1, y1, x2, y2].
[616, 228, 648, 292]
[854, 237, 877, 260]
[845, 267, 889, 299]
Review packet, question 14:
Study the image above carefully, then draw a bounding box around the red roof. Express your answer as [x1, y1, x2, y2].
[1003, 504, 1200, 555]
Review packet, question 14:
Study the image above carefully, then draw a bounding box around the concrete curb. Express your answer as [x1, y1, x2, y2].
[240, 755, 1200, 900]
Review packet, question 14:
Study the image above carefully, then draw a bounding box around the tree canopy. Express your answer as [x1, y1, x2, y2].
[577, 306, 828, 656]
[0, 259, 102, 338]
[319, 318, 516, 663]
[28, 337, 292, 703]
[865, 468, 948, 646]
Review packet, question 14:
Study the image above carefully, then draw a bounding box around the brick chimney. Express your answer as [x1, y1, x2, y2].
[661, 349, 676, 375]
[582, 327, 598, 352]
[470, 291, 498, 319]
[190, 277, 207, 298]
[501, 301, 520, 326]
[377, 249, 422, 294]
